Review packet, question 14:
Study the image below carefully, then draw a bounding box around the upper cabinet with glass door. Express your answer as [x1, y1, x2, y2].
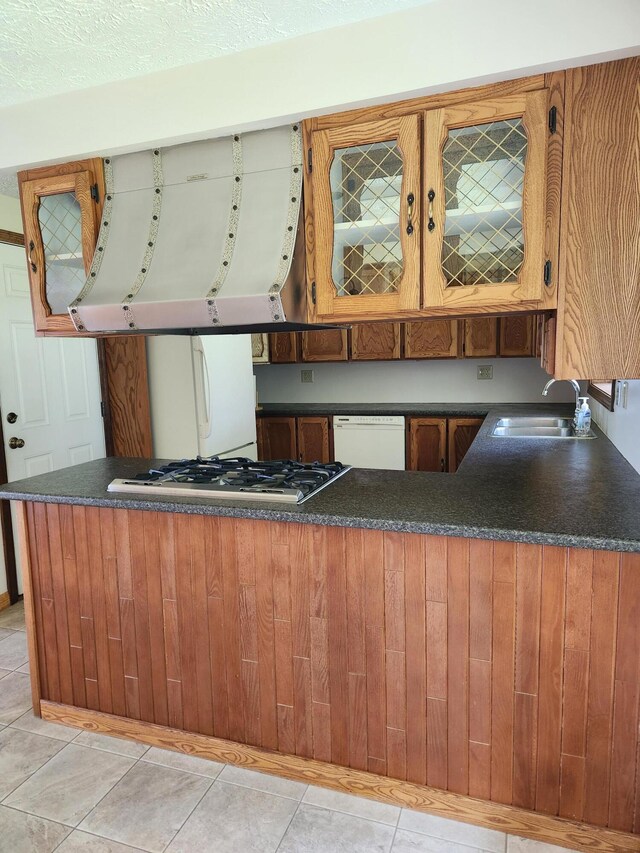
[311, 116, 421, 320]
[18, 159, 104, 335]
[423, 91, 547, 310]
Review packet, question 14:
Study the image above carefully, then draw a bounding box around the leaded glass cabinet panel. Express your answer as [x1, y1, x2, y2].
[19, 162, 102, 334]
[424, 91, 547, 310]
[312, 116, 421, 320]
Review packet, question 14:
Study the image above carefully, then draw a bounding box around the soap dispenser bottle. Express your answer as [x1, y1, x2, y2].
[575, 397, 592, 435]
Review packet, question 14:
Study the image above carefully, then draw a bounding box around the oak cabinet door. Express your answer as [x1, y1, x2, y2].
[405, 319, 458, 359]
[351, 323, 401, 360]
[301, 329, 348, 362]
[408, 418, 447, 472]
[499, 315, 535, 356]
[463, 318, 498, 357]
[269, 332, 299, 363]
[312, 115, 421, 321]
[448, 418, 483, 472]
[258, 417, 297, 460]
[18, 159, 104, 335]
[423, 91, 548, 311]
[297, 417, 332, 463]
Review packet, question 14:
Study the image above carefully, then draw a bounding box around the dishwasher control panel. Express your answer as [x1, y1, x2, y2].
[334, 415, 405, 427]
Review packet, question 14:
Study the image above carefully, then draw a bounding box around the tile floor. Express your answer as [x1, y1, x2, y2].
[0, 602, 580, 852]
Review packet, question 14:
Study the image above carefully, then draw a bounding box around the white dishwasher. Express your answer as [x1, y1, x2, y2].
[333, 415, 406, 470]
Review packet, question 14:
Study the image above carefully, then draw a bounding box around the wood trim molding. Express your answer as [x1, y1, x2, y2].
[0, 408, 18, 604]
[41, 701, 639, 853]
[0, 229, 24, 247]
[14, 501, 41, 714]
[0, 592, 9, 612]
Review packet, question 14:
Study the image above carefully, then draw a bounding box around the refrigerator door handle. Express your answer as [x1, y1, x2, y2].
[193, 339, 212, 440]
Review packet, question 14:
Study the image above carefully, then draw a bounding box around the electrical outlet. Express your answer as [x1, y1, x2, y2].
[477, 365, 493, 380]
[300, 369, 314, 384]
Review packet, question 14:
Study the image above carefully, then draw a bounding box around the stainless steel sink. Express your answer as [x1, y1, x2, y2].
[491, 416, 596, 439]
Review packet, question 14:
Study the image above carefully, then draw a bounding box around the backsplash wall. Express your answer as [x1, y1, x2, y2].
[255, 358, 574, 404]
[591, 380, 640, 474]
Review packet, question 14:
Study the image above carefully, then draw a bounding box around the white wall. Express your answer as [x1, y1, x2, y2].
[255, 358, 574, 404]
[0, 0, 638, 170]
[0, 194, 22, 233]
[591, 380, 640, 473]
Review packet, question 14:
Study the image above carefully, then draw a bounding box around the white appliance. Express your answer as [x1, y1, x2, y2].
[333, 415, 405, 470]
[146, 334, 257, 460]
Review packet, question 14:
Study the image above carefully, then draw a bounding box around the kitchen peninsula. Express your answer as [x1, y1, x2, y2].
[1, 405, 639, 853]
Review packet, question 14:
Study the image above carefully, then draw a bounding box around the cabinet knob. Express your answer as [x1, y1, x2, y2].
[8, 437, 25, 449]
[440, 457, 445, 472]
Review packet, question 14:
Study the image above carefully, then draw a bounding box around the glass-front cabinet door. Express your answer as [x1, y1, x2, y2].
[19, 160, 102, 334]
[312, 115, 421, 319]
[423, 91, 547, 310]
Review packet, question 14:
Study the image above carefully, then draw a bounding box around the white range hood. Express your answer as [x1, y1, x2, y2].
[69, 124, 310, 334]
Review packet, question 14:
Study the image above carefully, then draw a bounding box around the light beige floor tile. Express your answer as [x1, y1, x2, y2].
[0, 603, 26, 631]
[141, 746, 224, 778]
[278, 803, 395, 853]
[10, 710, 78, 742]
[393, 828, 488, 852]
[57, 829, 149, 851]
[0, 727, 65, 799]
[74, 730, 149, 758]
[0, 672, 33, 724]
[303, 785, 400, 825]
[0, 804, 70, 852]
[0, 667, 12, 679]
[507, 838, 580, 852]
[17, 662, 31, 674]
[399, 810, 506, 852]
[4, 743, 135, 826]
[80, 760, 212, 853]
[219, 763, 307, 800]
[0, 627, 15, 642]
[0, 631, 29, 669]
[167, 780, 298, 853]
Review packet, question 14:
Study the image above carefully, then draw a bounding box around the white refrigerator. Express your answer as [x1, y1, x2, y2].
[146, 334, 257, 460]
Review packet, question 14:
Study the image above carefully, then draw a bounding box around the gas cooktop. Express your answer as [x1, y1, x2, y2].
[108, 457, 351, 504]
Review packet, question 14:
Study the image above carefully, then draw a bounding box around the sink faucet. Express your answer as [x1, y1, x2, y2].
[542, 378, 582, 425]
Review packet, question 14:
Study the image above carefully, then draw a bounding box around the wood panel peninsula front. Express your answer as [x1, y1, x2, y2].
[3, 428, 640, 853]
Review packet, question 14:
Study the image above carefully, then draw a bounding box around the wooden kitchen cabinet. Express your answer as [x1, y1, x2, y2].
[301, 329, 348, 362]
[554, 57, 640, 378]
[448, 418, 483, 472]
[350, 323, 401, 360]
[257, 417, 297, 460]
[297, 417, 332, 463]
[18, 159, 105, 336]
[269, 332, 299, 363]
[463, 318, 498, 357]
[310, 115, 421, 320]
[498, 315, 535, 356]
[407, 418, 447, 471]
[404, 319, 459, 359]
[423, 91, 548, 312]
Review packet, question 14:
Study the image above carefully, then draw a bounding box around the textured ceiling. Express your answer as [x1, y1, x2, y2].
[0, 172, 18, 197]
[0, 0, 430, 110]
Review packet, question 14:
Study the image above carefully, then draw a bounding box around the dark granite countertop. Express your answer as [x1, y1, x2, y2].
[1, 404, 639, 553]
[257, 402, 507, 417]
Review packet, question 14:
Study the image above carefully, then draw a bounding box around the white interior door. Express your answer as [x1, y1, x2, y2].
[0, 242, 105, 594]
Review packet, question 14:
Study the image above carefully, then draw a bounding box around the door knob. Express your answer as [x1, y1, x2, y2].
[6, 412, 17, 424]
[8, 437, 25, 449]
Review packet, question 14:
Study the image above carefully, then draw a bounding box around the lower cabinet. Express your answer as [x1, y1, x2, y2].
[407, 418, 447, 472]
[297, 417, 332, 463]
[301, 330, 348, 362]
[499, 315, 535, 357]
[269, 333, 299, 363]
[257, 416, 297, 460]
[258, 416, 332, 463]
[463, 318, 498, 357]
[448, 418, 484, 472]
[350, 323, 401, 360]
[404, 320, 459, 359]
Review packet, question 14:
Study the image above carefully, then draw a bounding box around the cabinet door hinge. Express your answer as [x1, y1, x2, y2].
[548, 106, 557, 135]
[543, 259, 552, 286]
[307, 147, 313, 173]
[311, 281, 316, 304]
[90, 183, 100, 203]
